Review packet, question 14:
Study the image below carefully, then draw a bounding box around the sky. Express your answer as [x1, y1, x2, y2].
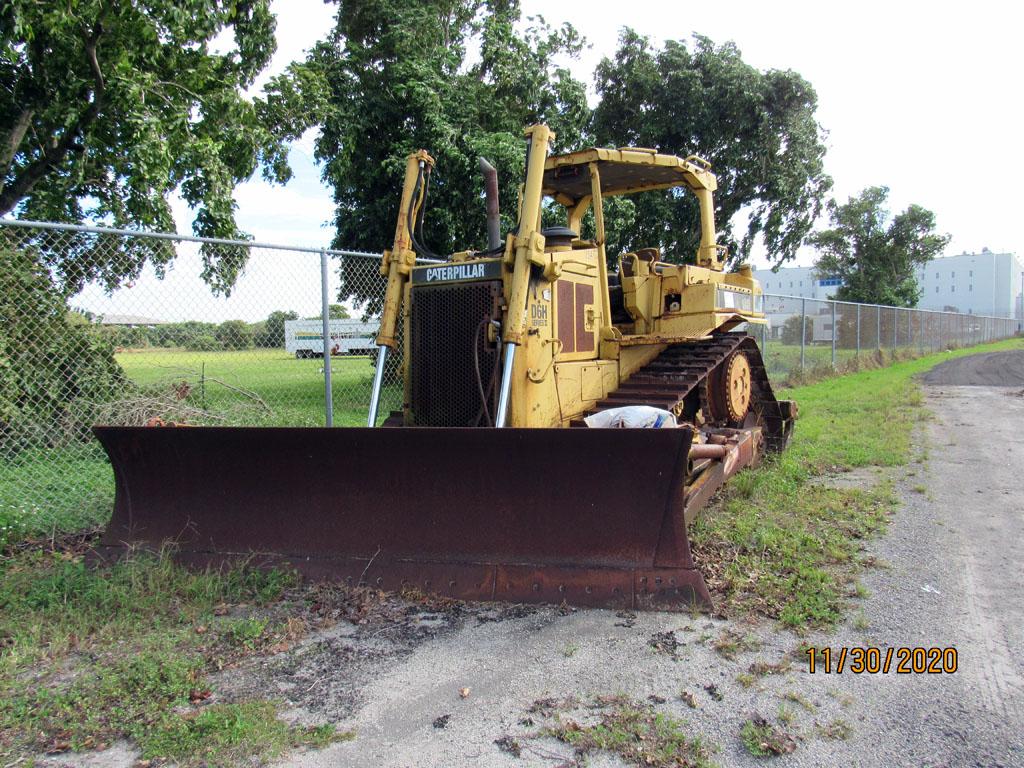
[78, 0, 1024, 321]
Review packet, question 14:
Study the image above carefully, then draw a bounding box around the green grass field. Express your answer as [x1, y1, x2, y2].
[0, 348, 401, 544]
[117, 347, 395, 427]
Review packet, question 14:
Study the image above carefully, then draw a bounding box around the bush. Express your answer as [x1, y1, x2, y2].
[780, 314, 812, 345]
[215, 320, 253, 350]
[187, 334, 222, 352]
[1, 244, 126, 451]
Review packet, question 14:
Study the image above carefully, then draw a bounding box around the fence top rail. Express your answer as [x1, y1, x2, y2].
[763, 292, 1014, 322]
[0, 217, 380, 259]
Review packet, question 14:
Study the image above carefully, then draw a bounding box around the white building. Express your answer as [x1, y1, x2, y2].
[914, 249, 1023, 318]
[752, 266, 842, 341]
[752, 265, 841, 301]
[755, 249, 1023, 321]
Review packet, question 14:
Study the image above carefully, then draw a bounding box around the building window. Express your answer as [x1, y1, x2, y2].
[799, 280, 803, 287]
[951, 285, 956, 293]
[951, 271, 955, 279]
[789, 281, 793, 288]
[969, 270, 973, 277]
[969, 284, 972, 292]
[936, 286, 939, 293]
[935, 272, 939, 278]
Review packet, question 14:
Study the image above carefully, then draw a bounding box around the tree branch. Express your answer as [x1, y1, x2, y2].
[0, 21, 106, 216]
[0, 109, 34, 188]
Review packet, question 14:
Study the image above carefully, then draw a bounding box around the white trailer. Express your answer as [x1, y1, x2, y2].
[284, 319, 378, 358]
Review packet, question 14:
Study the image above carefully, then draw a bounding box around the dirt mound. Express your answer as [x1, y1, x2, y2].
[922, 349, 1024, 386]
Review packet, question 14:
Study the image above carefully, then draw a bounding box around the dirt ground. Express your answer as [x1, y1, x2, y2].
[41, 351, 1024, 767]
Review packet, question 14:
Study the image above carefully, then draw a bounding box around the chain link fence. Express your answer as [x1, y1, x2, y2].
[1, 219, 1018, 540]
[0, 219, 398, 541]
[757, 294, 1017, 382]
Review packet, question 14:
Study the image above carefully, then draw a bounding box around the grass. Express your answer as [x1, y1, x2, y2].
[0, 348, 400, 543]
[546, 699, 717, 768]
[739, 714, 796, 757]
[692, 337, 1024, 628]
[0, 548, 347, 765]
[116, 348, 394, 428]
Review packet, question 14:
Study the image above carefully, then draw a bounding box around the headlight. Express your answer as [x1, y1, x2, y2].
[716, 286, 755, 313]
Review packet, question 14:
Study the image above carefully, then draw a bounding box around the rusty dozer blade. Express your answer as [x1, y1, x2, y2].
[94, 425, 723, 610]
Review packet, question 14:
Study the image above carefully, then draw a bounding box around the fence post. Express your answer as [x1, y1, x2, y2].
[831, 301, 837, 368]
[892, 307, 897, 353]
[908, 308, 913, 353]
[876, 305, 881, 350]
[320, 248, 334, 428]
[800, 298, 806, 372]
[856, 304, 861, 358]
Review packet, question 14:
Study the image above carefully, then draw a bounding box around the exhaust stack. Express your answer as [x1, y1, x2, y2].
[478, 157, 501, 249]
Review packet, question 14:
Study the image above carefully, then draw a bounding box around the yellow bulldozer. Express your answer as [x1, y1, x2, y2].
[95, 124, 795, 610]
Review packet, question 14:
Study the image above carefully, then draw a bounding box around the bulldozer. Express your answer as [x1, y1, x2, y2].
[94, 124, 795, 610]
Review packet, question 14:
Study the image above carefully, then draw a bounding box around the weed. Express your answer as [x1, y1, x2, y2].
[545, 699, 717, 768]
[748, 658, 791, 678]
[852, 611, 870, 631]
[736, 672, 756, 689]
[827, 688, 855, 708]
[0, 550, 320, 766]
[562, 642, 579, 658]
[222, 616, 271, 650]
[139, 703, 346, 765]
[912, 485, 928, 494]
[818, 718, 853, 740]
[782, 691, 816, 712]
[776, 703, 796, 726]
[713, 629, 760, 659]
[740, 713, 796, 756]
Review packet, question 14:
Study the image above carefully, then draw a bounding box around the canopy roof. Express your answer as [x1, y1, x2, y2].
[542, 147, 716, 204]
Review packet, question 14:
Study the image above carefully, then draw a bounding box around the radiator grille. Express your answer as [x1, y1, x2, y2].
[409, 280, 503, 426]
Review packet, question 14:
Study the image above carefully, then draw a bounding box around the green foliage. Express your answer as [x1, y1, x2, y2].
[546, 699, 717, 768]
[0, 551, 330, 765]
[780, 314, 811, 346]
[265, 0, 589, 309]
[0, 244, 125, 453]
[810, 187, 951, 307]
[255, 310, 299, 348]
[592, 31, 831, 266]
[1, 1, 297, 293]
[188, 334, 222, 352]
[311, 304, 350, 321]
[214, 320, 253, 350]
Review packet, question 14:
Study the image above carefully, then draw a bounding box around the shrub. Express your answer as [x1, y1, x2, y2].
[187, 334, 222, 352]
[215, 320, 253, 350]
[0, 244, 126, 452]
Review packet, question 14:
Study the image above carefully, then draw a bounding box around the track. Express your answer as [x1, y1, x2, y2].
[576, 332, 795, 450]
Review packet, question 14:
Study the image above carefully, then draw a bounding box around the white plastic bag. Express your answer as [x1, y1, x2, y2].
[583, 405, 677, 429]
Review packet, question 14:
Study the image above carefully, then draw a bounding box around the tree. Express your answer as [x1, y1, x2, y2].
[1, 1, 300, 293]
[214, 319, 252, 350]
[780, 314, 811, 346]
[592, 31, 831, 267]
[255, 310, 299, 348]
[266, 0, 589, 310]
[1, 242, 124, 450]
[809, 187, 950, 307]
[311, 304, 350, 321]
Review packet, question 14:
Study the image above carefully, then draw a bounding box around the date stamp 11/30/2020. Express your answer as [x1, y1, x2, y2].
[806, 647, 958, 675]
